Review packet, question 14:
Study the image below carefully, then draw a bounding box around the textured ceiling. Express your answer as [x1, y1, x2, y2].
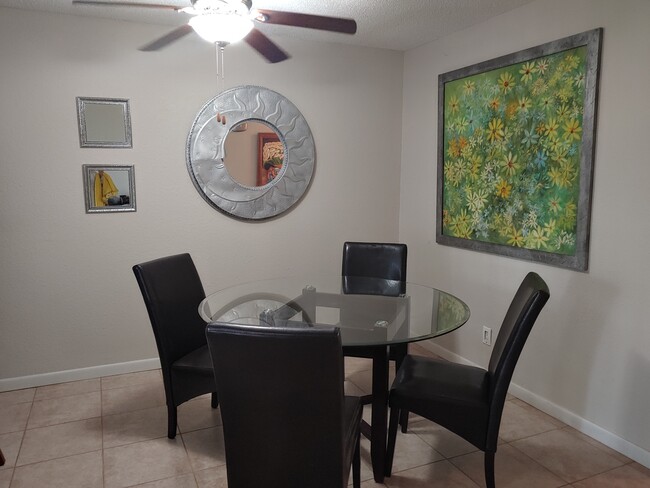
[0, 0, 536, 51]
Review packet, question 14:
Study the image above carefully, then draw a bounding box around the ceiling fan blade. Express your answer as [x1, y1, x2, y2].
[139, 24, 194, 51]
[255, 9, 357, 34]
[72, 0, 183, 11]
[244, 28, 289, 63]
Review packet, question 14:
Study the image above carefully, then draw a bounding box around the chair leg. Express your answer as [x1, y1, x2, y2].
[484, 451, 495, 488]
[0, 448, 5, 467]
[211, 392, 218, 409]
[394, 346, 409, 433]
[352, 432, 361, 488]
[167, 405, 177, 439]
[384, 406, 400, 477]
[399, 408, 409, 433]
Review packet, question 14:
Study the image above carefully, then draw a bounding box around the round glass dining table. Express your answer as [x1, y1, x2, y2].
[199, 275, 470, 482]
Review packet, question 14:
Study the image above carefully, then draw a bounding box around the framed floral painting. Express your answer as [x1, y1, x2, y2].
[257, 132, 285, 186]
[436, 29, 602, 271]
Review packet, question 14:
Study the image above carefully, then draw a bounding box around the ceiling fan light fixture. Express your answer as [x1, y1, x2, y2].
[189, 13, 254, 44]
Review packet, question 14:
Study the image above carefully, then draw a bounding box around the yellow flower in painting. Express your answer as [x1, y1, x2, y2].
[565, 54, 580, 70]
[535, 122, 546, 135]
[527, 227, 549, 249]
[557, 86, 572, 102]
[498, 72, 515, 93]
[549, 161, 575, 188]
[559, 159, 577, 185]
[463, 80, 475, 94]
[517, 96, 532, 112]
[449, 95, 460, 114]
[495, 179, 512, 199]
[565, 202, 577, 221]
[506, 102, 518, 119]
[501, 152, 519, 177]
[488, 97, 500, 110]
[545, 117, 560, 139]
[456, 209, 471, 227]
[507, 227, 525, 247]
[556, 104, 570, 119]
[519, 62, 535, 83]
[548, 197, 561, 214]
[548, 167, 564, 188]
[455, 225, 473, 239]
[487, 118, 505, 143]
[450, 210, 472, 237]
[449, 137, 469, 158]
[469, 155, 482, 181]
[543, 219, 557, 235]
[547, 137, 564, 154]
[551, 151, 568, 168]
[563, 119, 582, 141]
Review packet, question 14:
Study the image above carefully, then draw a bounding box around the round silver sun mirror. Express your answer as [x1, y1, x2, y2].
[186, 85, 316, 220]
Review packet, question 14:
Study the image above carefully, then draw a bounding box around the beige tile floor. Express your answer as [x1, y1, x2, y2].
[1, 344, 649, 487]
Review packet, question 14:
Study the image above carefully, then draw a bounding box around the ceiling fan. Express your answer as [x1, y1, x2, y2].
[71, 0, 357, 63]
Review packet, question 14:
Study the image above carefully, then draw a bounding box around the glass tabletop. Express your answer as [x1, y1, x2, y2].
[199, 275, 470, 347]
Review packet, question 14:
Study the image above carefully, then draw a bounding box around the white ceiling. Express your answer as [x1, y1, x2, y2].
[0, 0, 536, 51]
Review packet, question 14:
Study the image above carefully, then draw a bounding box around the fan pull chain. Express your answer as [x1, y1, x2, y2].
[215, 42, 227, 125]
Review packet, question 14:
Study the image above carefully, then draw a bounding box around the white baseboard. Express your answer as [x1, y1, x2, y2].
[417, 340, 650, 469]
[0, 358, 161, 392]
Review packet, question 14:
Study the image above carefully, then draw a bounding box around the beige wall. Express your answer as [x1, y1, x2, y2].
[399, 0, 650, 464]
[0, 8, 403, 379]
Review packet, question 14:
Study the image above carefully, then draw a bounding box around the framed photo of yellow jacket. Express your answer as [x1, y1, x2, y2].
[436, 29, 602, 271]
[83, 165, 136, 213]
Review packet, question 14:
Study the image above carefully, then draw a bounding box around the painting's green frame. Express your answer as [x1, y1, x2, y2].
[436, 29, 602, 271]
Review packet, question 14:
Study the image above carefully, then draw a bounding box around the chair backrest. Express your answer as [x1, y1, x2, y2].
[206, 323, 348, 488]
[132, 253, 207, 371]
[342, 242, 407, 282]
[486, 272, 550, 449]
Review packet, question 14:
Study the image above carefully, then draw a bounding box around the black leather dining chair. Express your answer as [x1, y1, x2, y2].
[132, 253, 218, 439]
[341, 241, 408, 361]
[206, 322, 362, 488]
[385, 272, 550, 487]
[341, 241, 409, 425]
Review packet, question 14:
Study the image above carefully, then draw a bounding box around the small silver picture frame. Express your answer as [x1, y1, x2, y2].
[77, 97, 132, 148]
[83, 164, 136, 213]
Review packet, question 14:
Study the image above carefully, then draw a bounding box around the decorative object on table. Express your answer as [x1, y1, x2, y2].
[82, 164, 136, 213]
[132, 253, 219, 439]
[186, 85, 315, 220]
[71, 0, 356, 63]
[436, 29, 602, 271]
[206, 323, 362, 488]
[76, 97, 132, 148]
[385, 272, 550, 488]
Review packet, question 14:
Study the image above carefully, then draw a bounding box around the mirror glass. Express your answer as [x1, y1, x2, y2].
[223, 120, 285, 187]
[82, 164, 136, 213]
[77, 97, 132, 148]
